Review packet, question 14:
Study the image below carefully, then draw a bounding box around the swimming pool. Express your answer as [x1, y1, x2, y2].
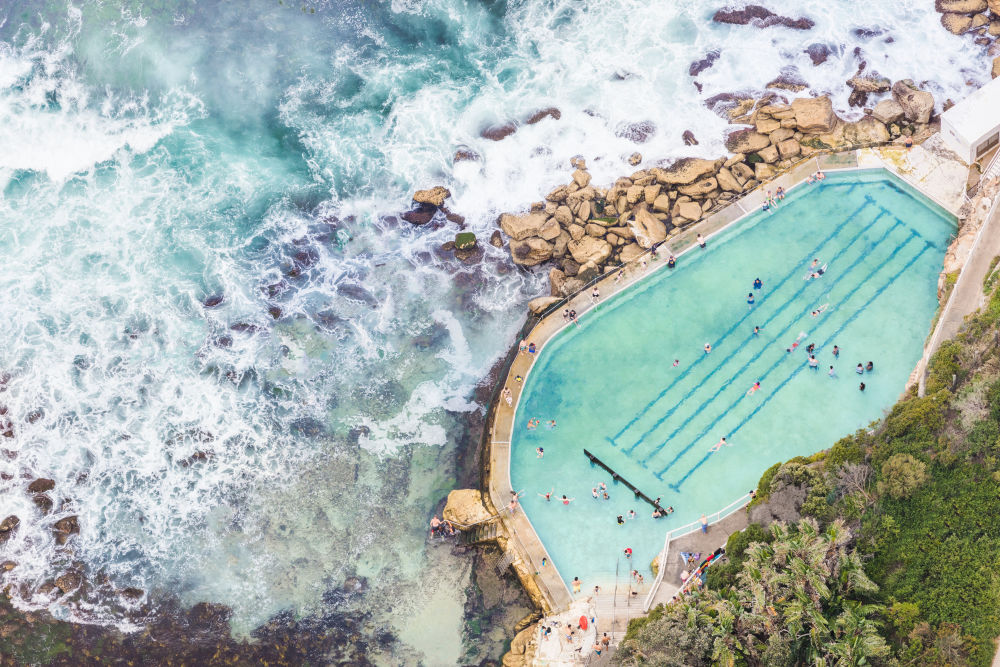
[509, 169, 955, 594]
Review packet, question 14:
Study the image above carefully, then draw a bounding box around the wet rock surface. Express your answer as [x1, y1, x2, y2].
[713, 5, 815, 30]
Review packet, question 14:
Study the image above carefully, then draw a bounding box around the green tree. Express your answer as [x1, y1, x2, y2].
[877, 453, 927, 499]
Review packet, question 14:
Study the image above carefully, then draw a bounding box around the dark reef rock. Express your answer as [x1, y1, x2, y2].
[0, 515, 19, 543]
[203, 294, 225, 308]
[804, 43, 830, 65]
[400, 203, 438, 225]
[689, 50, 720, 76]
[615, 120, 657, 143]
[525, 107, 561, 124]
[32, 494, 53, 514]
[53, 515, 80, 545]
[453, 146, 481, 163]
[713, 5, 815, 30]
[682, 130, 699, 146]
[480, 122, 518, 141]
[27, 478, 55, 493]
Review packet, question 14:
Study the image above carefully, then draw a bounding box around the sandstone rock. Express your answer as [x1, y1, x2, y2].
[935, 0, 986, 10]
[988, 0, 999, 9]
[554, 206, 573, 226]
[547, 185, 570, 202]
[572, 169, 591, 188]
[561, 258, 580, 276]
[490, 230, 504, 247]
[55, 571, 82, 594]
[608, 226, 634, 239]
[652, 193, 672, 213]
[769, 127, 795, 144]
[940, 12, 974, 33]
[510, 238, 554, 266]
[724, 153, 745, 167]
[503, 623, 539, 667]
[528, 296, 561, 314]
[758, 145, 779, 163]
[644, 184, 662, 204]
[560, 278, 585, 296]
[755, 162, 777, 181]
[567, 223, 586, 241]
[481, 122, 517, 141]
[453, 147, 481, 163]
[716, 167, 741, 192]
[628, 152, 642, 166]
[777, 138, 801, 159]
[892, 80, 935, 123]
[791, 96, 836, 133]
[525, 107, 561, 124]
[412, 186, 450, 207]
[577, 200, 592, 222]
[652, 158, 717, 185]
[677, 176, 719, 197]
[619, 243, 645, 263]
[755, 118, 781, 134]
[1, 561, 15, 571]
[500, 212, 549, 241]
[872, 98, 905, 124]
[994, 55, 1000, 79]
[990, 19, 1000, 36]
[538, 217, 561, 241]
[549, 268, 567, 296]
[725, 130, 771, 154]
[676, 201, 703, 222]
[585, 223, 607, 237]
[576, 261, 599, 283]
[544, 201, 557, 215]
[0, 516, 18, 544]
[27, 478, 55, 493]
[628, 204, 668, 248]
[53, 515, 79, 545]
[607, 233, 621, 246]
[730, 162, 754, 184]
[847, 74, 891, 93]
[972, 13, 990, 28]
[553, 230, 571, 258]
[568, 236, 612, 265]
[625, 185, 643, 205]
[841, 116, 890, 144]
[443, 489, 492, 527]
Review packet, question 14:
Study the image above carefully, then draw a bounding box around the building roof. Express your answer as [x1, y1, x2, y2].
[941, 76, 1000, 141]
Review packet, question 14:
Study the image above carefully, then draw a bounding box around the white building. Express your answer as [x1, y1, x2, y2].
[940, 76, 1000, 165]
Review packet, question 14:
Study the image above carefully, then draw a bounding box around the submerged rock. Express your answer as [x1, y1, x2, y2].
[400, 203, 438, 225]
[27, 478, 55, 493]
[481, 122, 518, 141]
[0, 515, 18, 543]
[453, 147, 481, 163]
[689, 51, 720, 76]
[203, 294, 225, 308]
[53, 515, 80, 545]
[804, 43, 831, 65]
[615, 121, 656, 143]
[525, 107, 561, 124]
[712, 5, 815, 30]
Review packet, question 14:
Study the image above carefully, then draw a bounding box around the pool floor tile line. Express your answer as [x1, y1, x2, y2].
[651, 229, 921, 480]
[606, 195, 878, 449]
[632, 215, 904, 466]
[669, 239, 935, 491]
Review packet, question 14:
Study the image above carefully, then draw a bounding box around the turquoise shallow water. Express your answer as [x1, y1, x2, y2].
[510, 170, 955, 590]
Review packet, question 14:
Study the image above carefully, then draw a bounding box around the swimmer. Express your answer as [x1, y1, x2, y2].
[627, 509, 636, 520]
[673, 359, 680, 367]
[602, 491, 609, 500]
[539, 488, 554, 501]
[811, 303, 829, 317]
[746, 381, 761, 395]
[747, 293, 755, 309]
[697, 234, 706, 249]
[753, 277, 762, 290]
[810, 259, 820, 270]
[806, 343, 815, 354]
[624, 547, 632, 559]
[808, 355, 818, 369]
[856, 363, 864, 374]
[704, 343, 712, 354]
[666, 506, 674, 514]
[592, 487, 599, 499]
[866, 361, 874, 372]
[832, 345, 840, 357]
[617, 515, 625, 525]
[527, 419, 537, 430]
[547, 420, 556, 429]
[785, 332, 806, 353]
[561, 495, 575, 505]
[753, 326, 761, 336]
[805, 264, 828, 280]
[828, 365, 836, 377]
[709, 436, 729, 452]
[806, 174, 815, 184]
[599, 482, 607, 492]
[652, 509, 662, 518]
[859, 382, 866, 391]
[667, 254, 676, 268]
[816, 169, 825, 180]
[536, 446, 544, 458]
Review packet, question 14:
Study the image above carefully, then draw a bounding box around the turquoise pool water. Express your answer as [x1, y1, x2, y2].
[509, 169, 955, 592]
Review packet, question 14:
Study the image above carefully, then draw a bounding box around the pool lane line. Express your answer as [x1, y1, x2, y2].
[630, 214, 902, 463]
[658, 234, 930, 486]
[605, 195, 877, 448]
[644, 225, 913, 472]
[668, 238, 935, 491]
[621, 209, 894, 457]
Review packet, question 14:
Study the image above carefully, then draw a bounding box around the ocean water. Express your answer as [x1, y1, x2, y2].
[0, 0, 988, 663]
[510, 171, 954, 591]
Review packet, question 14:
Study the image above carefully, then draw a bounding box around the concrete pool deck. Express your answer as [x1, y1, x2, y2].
[485, 140, 970, 619]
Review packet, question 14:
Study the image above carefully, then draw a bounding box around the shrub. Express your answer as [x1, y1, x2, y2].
[926, 340, 962, 394]
[877, 453, 927, 499]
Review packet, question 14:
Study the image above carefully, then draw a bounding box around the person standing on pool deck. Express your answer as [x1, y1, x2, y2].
[591, 287, 600, 303]
[700, 514, 708, 533]
[527, 342, 536, 354]
[572, 577, 581, 593]
[753, 277, 762, 290]
[697, 234, 706, 248]
[747, 293, 755, 309]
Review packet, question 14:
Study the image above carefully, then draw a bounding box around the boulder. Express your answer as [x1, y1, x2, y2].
[682, 130, 699, 145]
[994, 55, 1000, 79]
[973, 13, 990, 28]
[568, 236, 613, 265]
[625, 185, 643, 205]
[549, 268, 567, 296]
[777, 138, 802, 159]
[454, 147, 481, 163]
[619, 243, 645, 263]
[554, 206, 573, 226]
[27, 478, 55, 493]
[503, 623, 539, 667]
[758, 145, 779, 164]
[33, 494, 53, 514]
[643, 184, 662, 204]
[576, 261, 600, 283]
[528, 296, 561, 314]
[712, 5, 814, 29]
[0, 515, 18, 544]
[577, 200, 592, 222]
[572, 169, 591, 188]
[769, 127, 795, 144]
[490, 230, 504, 248]
[560, 278, 585, 296]
[607, 226, 634, 239]
[989, 0, 1000, 10]
[716, 167, 742, 192]
[53, 515, 79, 545]
[537, 217, 561, 241]
[990, 19, 1000, 36]
[585, 223, 607, 237]
[553, 230, 571, 258]
[791, 96, 836, 133]
[55, 571, 82, 594]
[561, 258, 580, 276]
[616, 120, 656, 143]
[755, 162, 777, 181]
[567, 223, 586, 241]
[676, 201, 703, 222]
[412, 186, 450, 207]
[652, 193, 672, 213]
[510, 238, 554, 266]
[872, 98, 905, 124]
[678, 176, 719, 197]
[628, 204, 668, 248]
[892, 80, 935, 123]
[442, 489, 492, 527]
[725, 130, 771, 154]
[847, 74, 891, 93]
[499, 212, 549, 241]
[652, 158, 717, 185]
[731, 162, 755, 184]
[804, 43, 831, 66]
[546, 185, 570, 202]
[628, 152, 642, 166]
[755, 118, 781, 134]
[841, 117, 890, 145]
[935, 0, 986, 10]
[940, 12, 974, 33]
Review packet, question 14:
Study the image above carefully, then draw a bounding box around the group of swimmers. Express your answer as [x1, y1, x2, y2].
[805, 169, 826, 184]
[761, 186, 786, 213]
[428, 515, 456, 538]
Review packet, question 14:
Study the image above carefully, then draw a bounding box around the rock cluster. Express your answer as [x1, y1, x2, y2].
[933, 0, 1000, 37]
[494, 88, 935, 298]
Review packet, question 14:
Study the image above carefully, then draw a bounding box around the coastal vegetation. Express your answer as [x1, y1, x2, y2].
[617, 272, 1000, 665]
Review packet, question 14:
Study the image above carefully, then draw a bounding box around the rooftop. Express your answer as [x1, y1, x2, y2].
[941, 76, 1000, 141]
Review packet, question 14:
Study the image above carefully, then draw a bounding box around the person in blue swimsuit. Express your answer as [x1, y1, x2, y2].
[753, 277, 762, 290]
[747, 293, 755, 309]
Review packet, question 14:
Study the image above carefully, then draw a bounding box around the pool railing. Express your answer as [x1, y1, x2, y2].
[642, 492, 752, 612]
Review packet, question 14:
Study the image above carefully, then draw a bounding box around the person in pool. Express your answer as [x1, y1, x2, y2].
[747, 293, 755, 309]
[856, 363, 864, 374]
[697, 234, 706, 248]
[776, 186, 785, 200]
[832, 345, 840, 357]
[753, 277, 762, 290]
[866, 361, 874, 372]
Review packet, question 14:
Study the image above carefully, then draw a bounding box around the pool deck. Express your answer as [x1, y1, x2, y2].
[486, 140, 970, 617]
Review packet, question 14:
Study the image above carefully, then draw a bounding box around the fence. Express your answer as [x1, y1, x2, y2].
[642, 493, 752, 612]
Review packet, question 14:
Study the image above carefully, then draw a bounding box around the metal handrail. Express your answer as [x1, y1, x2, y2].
[642, 493, 752, 612]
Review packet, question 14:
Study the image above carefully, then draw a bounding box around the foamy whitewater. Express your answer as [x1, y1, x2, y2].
[0, 0, 989, 663]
